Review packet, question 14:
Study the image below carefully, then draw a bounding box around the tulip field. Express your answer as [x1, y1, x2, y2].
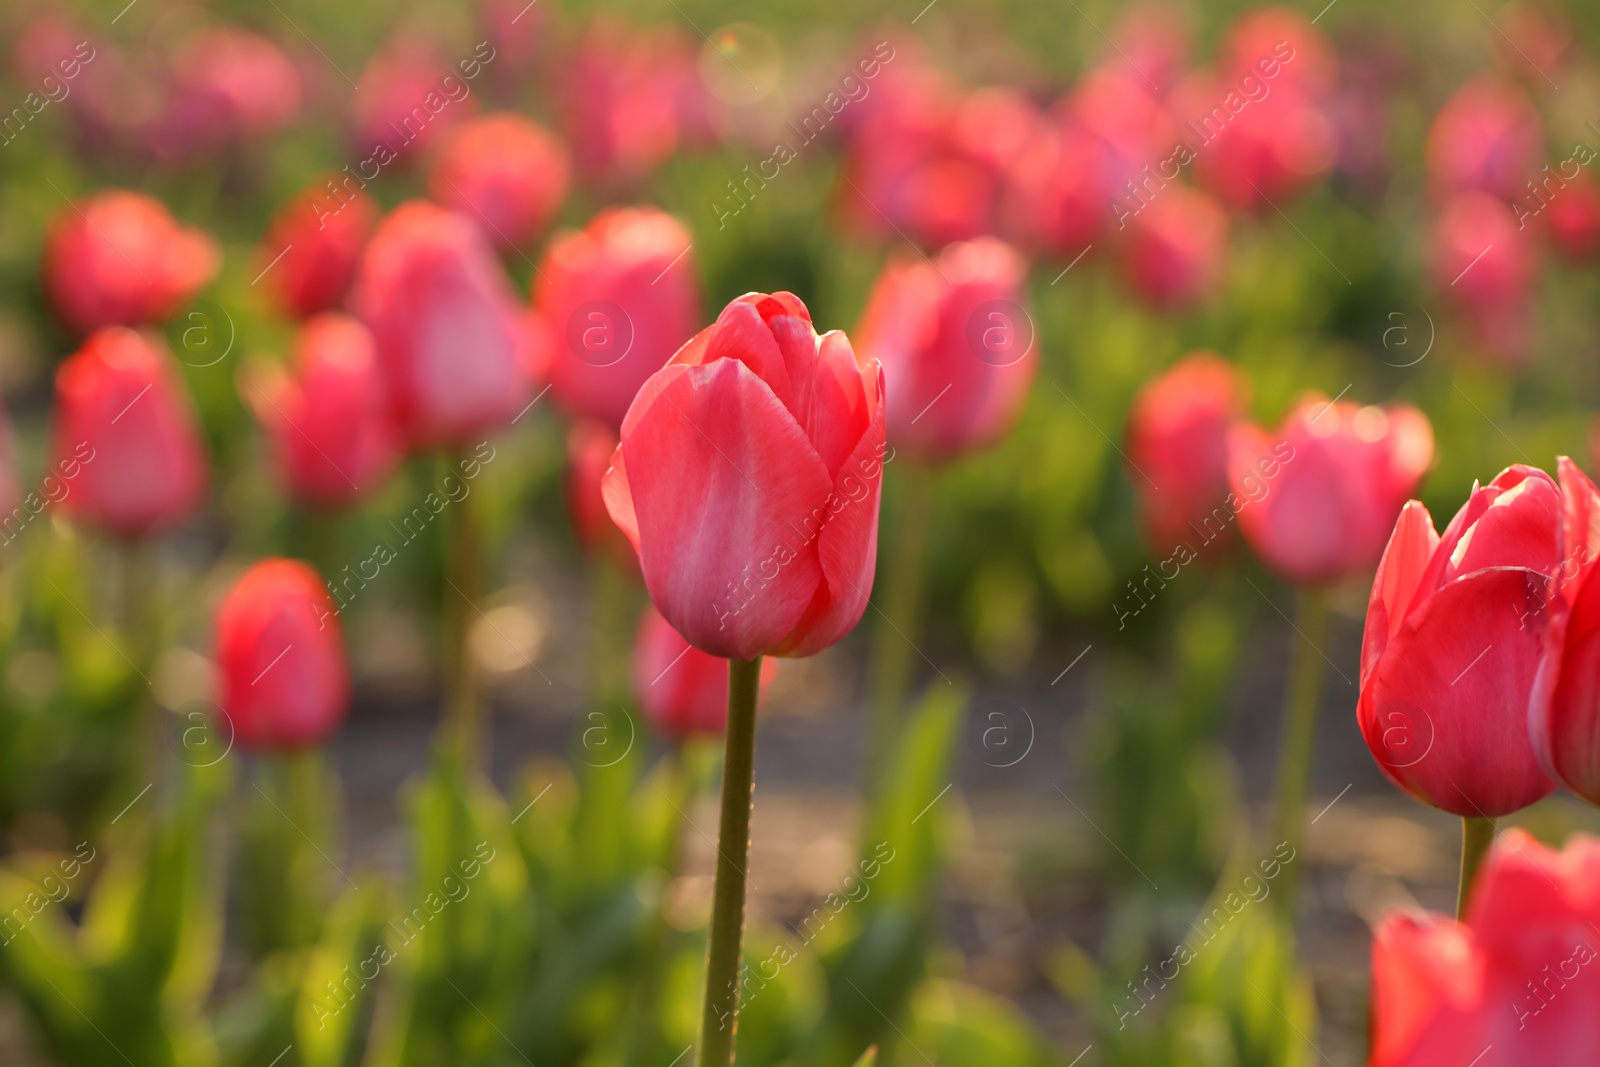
[5, 0, 1600, 1064]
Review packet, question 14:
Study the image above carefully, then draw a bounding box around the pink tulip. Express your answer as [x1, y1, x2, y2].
[43, 190, 219, 336]
[50, 327, 207, 539]
[565, 419, 637, 575]
[632, 605, 777, 738]
[1432, 192, 1537, 361]
[1107, 3, 1192, 94]
[1357, 465, 1560, 817]
[603, 292, 885, 660]
[1114, 184, 1229, 309]
[353, 201, 538, 448]
[1426, 77, 1543, 204]
[538, 207, 701, 429]
[216, 559, 350, 751]
[1543, 170, 1600, 263]
[558, 20, 689, 183]
[428, 113, 570, 250]
[257, 178, 379, 320]
[853, 237, 1034, 461]
[244, 313, 401, 509]
[152, 26, 301, 160]
[1369, 830, 1600, 1066]
[1001, 117, 1107, 258]
[1193, 83, 1336, 210]
[350, 37, 481, 164]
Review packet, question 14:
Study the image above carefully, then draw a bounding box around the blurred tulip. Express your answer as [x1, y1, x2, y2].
[1357, 465, 1560, 817]
[480, 0, 547, 93]
[1193, 83, 1335, 209]
[43, 190, 219, 336]
[603, 292, 885, 660]
[1432, 192, 1537, 361]
[1108, 3, 1192, 94]
[566, 419, 636, 573]
[559, 20, 690, 182]
[632, 605, 777, 738]
[538, 206, 700, 429]
[854, 237, 1034, 460]
[1220, 8, 1335, 96]
[354, 201, 538, 448]
[1369, 830, 1600, 1066]
[1002, 117, 1106, 258]
[244, 313, 401, 509]
[1114, 184, 1228, 309]
[216, 559, 350, 751]
[1542, 170, 1600, 262]
[1231, 395, 1432, 585]
[1493, 3, 1574, 86]
[1126, 353, 1249, 551]
[1426, 77, 1543, 204]
[50, 327, 207, 539]
[350, 37, 480, 163]
[257, 178, 379, 320]
[428, 113, 570, 250]
[152, 27, 301, 160]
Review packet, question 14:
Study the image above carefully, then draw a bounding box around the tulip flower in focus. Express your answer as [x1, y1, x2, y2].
[257, 179, 379, 320]
[632, 605, 776, 738]
[1357, 465, 1559, 817]
[1368, 830, 1600, 1067]
[44, 190, 220, 336]
[429, 113, 570, 250]
[216, 559, 351, 751]
[603, 291, 885, 660]
[1425, 77, 1543, 204]
[1230, 395, 1433, 586]
[854, 237, 1034, 461]
[566, 420, 636, 574]
[354, 201, 539, 448]
[538, 207, 700, 429]
[1114, 184, 1229, 309]
[1125, 353, 1248, 551]
[1432, 192, 1537, 361]
[244, 313, 401, 509]
[51, 327, 207, 539]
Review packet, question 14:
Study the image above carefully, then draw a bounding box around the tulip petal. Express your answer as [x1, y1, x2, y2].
[1361, 501, 1441, 685]
[1370, 912, 1490, 1067]
[1445, 469, 1562, 582]
[703, 300, 792, 405]
[600, 441, 641, 553]
[1532, 563, 1600, 802]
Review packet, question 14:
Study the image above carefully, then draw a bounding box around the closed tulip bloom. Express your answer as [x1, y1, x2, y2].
[1426, 78, 1543, 204]
[257, 179, 379, 320]
[538, 207, 700, 429]
[1369, 830, 1600, 1066]
[216, 559, 350, 751]
[1357, 465, 1560, 817]
[44, 190, 219, 336]
[1432, 193, 1536, 361]
[1115, 185, 1229, 309]
[244, 314, 401, 509]
[566, 419, 637, 574]
[50, 327, 207, 538]
[429, 114, 571, 250]
[603, 292, 886, 660]
[854, 238, 1034, 461]
[354, 201, 538, 448]
[632, 605, 777, 738]
[1231, 395, 1432, 585]
[1126, 353, 1249, 551]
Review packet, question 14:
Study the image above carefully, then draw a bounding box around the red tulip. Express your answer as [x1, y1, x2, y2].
[632, 605, 777, 738]
[1219, 8, 1335, 97]
[43, 190, 219, 336]
[353, 201, 538, 448]
[257, 178, 379, 320]
[1126, 353, 1249, 551]
[1432, 192, 1537, 361]
[1426, 77, 1543, 204]
[1369, 830, 1600, 1067]
[1231, 395, 1432, 585]
[1114, 184, 1228, 309]
[153, 26, 301, 160]
[216, 559, 350, 751]
[602, 292, 885, 660]
[1107, 3, 1192, 94]
[350, 37, 480, 164]
[244, 314, 401, 509]
[428, 113, 570, 250]
[1529, 458, 1600, 804]
[1001, 117, 1107, 258]
[50, 327, 207, 539]
[1542, 170, 1600, 262]
[853, 237, 1034, 461]
[1192, 83, 1336, 210]
[566, 419, 637, 574]
[538, 207, 700, 429]
[1357, 465, 1560, 818]
[559, 20, 687, 182]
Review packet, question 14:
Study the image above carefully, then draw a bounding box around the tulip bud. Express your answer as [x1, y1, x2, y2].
[354, 201, 538, 448]
[429, 113, 570, 251]
[43, 190, 219, 336]
[1114, 184, 1229, 309]
[1126, 353, 1249, 551]
[1425, 77, 1543, 204]
[50, 327, 207, 539]
[1231, 395, 1433, 585]
[216, 559, 350, 751]
[1432, 192, 1537, 361]
[538, 207, 701, 429]
[854, 237, 1034, 461]
[1357, 466, 1561, 817]
[632, 605, 777, 738]
[257, 178, 379, 320]
[603, 291, 885, 660]
[244, 314, 401, 509]
[565, 419, 637, 575]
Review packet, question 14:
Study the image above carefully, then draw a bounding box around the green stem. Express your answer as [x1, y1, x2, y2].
[698, 657, 763, 1067]
[1270, 587, 1329, 926]
[120, 541, 164, 800]
[865, 462, 935, 796]
[1457, 816, 1497, 920]
[441, 455, 483, 766]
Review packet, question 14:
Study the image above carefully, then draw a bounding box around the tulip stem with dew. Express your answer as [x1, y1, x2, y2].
[699, 657, 763, 1067]
[1270, 586, 1330, 926]
[1457, 816, 1496, 920]
[441, 451, 484, 767]
[866, 462, 935, 797]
